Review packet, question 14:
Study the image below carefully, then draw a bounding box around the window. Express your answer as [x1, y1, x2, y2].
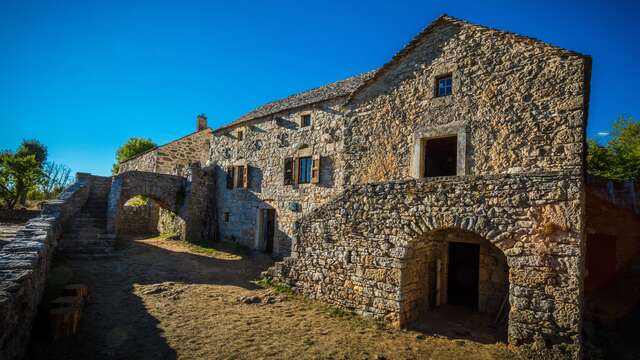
[424, 136, 457, 177]
[223, 212, 230, 222]
[301, 114, 311, 127]
[283, 158, 294, 185]
[237, 129, 244, 140]
[284, 154, 321, 185]
[226, 164, 249, 189]
[436, 75, 453, 97]
[298, 157, 312, 184]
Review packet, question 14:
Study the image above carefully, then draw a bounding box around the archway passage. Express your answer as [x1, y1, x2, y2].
[401, 229, 509, 343]
[107, 169, 216, 243]
[116, 196, 186, 239]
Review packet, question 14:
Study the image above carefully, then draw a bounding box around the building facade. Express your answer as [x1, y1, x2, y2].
[118, 15, 591, 357]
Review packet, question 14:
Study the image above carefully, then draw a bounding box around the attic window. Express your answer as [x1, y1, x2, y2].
[436, 74, 453, 97]
[424, 136, 457, 177]
[301, 114, 312, 127]
[236, 129, 244, 140]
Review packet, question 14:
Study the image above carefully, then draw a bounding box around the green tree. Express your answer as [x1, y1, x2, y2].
[587, 115, 640, 181]
[112, 137, 156, 174]
[16, 139, 48, 165]
[0, 152, 43, 209]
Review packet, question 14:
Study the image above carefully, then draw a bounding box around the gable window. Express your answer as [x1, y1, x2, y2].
[424, 136, 457, 177]
[436, 75, 453, 97]
[236, 129, 244, 140]
[301, 114, 312, 127]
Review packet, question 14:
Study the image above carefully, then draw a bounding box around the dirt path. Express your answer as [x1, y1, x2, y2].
[29, 237, 521, 360]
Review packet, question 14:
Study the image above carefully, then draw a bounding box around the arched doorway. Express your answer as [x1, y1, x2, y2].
[401, 228, 509, 342]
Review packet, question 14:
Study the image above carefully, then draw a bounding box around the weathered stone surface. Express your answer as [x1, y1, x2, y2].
[115, 14, 589, 359]
[0, 173, 94, 360]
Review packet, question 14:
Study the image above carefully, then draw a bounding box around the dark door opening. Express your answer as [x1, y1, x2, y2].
[448, 242, 480, 310]
[263, 209, 276, 253]
[424, 136, 457, 177]
[585, 233, 617, 294]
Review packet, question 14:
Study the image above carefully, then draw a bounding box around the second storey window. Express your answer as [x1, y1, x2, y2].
[226, 164, 249, 189]
[283, 154, 320, 185]
[301, 114, 312, 127]
[298, 157, 312, 184]
[436, 75, 453, 97]
[424, 136, 457, 177]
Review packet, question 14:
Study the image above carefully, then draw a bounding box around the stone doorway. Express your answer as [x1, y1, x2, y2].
[447, 241, 480, 309]
[400, 229, 509, 342]
[256, 208, 276, 253]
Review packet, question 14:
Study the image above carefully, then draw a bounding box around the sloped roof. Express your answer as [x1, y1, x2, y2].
[214, 70, 376, 132]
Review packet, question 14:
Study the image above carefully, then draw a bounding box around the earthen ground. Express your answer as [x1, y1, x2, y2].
[29, 236, 522, 360]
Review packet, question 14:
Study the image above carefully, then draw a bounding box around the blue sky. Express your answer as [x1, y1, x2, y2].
[1, 0, 638, 176]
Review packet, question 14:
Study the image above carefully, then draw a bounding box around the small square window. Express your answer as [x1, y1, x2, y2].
[223, 212, 230, 222]
[301, 114, 311, 127]
[436, 75, 453, 97]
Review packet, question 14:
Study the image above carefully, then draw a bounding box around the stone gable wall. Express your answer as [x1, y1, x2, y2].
[345, 21, 587, 184]
[267, 173, 584, 358]
[118, 129, 212, 175]
[208, 99, 346, 255]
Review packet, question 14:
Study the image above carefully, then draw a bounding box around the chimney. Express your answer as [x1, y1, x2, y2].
[196, 113, 208, 131]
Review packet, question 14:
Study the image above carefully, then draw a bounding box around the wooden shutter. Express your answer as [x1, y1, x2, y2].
[283, 158, 293, 185]
[311, 154, 321, 184]
[235, 165, 243, 189]
[292, 157, 299, 185]
[243, 164, 249, 189]
[226, 167, 234, 189]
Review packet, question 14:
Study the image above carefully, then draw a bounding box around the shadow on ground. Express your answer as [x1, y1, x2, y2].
[26, 236, 274, 360]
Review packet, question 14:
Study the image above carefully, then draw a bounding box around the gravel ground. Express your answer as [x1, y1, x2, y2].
[28, 236, 521, 360]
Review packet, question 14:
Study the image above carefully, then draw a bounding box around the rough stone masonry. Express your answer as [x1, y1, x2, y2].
[118, 15, 591, 358]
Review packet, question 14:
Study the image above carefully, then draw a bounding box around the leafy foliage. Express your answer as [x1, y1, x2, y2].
[16, 139, 48, 165]
[0, 152, 44, 209]
[112, 137, 157, 174]
[587, 116, 640, 181]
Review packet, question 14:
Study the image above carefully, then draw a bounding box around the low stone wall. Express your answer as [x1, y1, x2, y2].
[116, 201, 160, 237]
[0, 174, 94, 360]
[266, 172, 584, 358]
[0, 209, 41, 223]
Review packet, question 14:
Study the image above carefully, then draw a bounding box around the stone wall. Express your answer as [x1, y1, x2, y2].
[0, 173, 95, 360]
[345, 18, 588, 184]
[118, 129, 212, 175]
[209, 99, 346, 255]
[116, 200, 160, 237]
[267, 173, 584, 358]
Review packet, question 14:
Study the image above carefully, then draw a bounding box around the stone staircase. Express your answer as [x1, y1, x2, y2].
[0, 223, 25, 249]
[58, 176, 115, 258]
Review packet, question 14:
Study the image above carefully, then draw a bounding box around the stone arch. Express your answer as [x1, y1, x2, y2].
[399, 225, 510, 341]
[107, 168, 216, 242]
[400, 213, 516, 253]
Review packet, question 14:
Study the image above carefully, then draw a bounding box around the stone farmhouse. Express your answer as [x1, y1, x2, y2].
[113, 14, 590, 357]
